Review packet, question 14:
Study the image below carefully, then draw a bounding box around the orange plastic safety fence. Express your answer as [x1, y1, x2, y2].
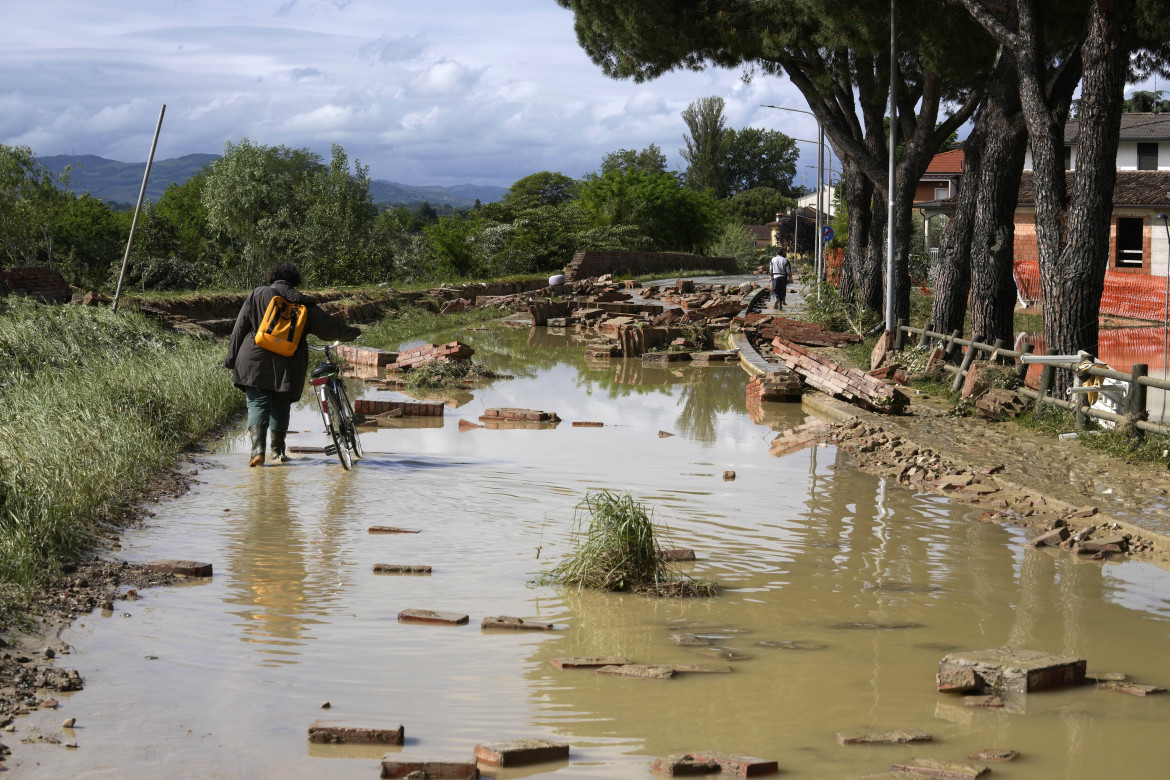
[1013, 259, 1170, 323]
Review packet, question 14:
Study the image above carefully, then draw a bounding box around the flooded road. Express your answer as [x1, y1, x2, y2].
[14, 323, 1170, 778]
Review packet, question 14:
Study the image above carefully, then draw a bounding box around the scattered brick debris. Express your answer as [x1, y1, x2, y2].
[306, 720, 404, 745]
[397, 609, 469, 626]
[146, 560, 212, 578]
[481, 616, 555, 631]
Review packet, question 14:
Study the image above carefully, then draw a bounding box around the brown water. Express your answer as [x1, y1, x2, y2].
[12, 323, 1170, 778]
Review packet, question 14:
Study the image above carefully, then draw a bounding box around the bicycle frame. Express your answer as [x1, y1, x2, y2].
[308, 341, 361, 468]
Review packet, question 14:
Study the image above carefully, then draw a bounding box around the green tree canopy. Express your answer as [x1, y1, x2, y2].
[599, 144, 668, 176]
[501, 171, 581, 213]
[578, 168, 719, 252]
[723, 187, 795, 225]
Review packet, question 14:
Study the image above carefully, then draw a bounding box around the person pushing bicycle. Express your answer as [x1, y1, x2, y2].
[224, 261, 361, 467]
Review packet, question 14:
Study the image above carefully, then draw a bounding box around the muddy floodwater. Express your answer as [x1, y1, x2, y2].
[13, 321, 1170, 778]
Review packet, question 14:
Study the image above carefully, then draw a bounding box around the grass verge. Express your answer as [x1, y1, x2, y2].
[360, 304, 507, 351]
[1018, 405, 1170, 467]
[0, 297, 243, 600]
[538, 490, 717, 597]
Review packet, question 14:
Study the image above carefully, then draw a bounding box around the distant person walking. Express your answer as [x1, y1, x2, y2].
[769, 250, 791, 309]
[224, 262, 361, 467]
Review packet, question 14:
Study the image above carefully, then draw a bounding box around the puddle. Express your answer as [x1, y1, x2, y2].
[11, 323, 1170, 778]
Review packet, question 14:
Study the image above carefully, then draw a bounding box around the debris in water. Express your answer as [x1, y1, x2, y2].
[474, 738, 569, 767]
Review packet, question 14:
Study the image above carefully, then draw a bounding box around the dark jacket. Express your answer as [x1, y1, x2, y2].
[224, 280, 359, 397]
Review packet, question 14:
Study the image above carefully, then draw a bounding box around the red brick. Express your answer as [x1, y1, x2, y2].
[685, 751, 779, 777]
[367, 526, 421, 534]
[307, 720, 403, 745]
[380, 757, 479, 779]
[551, 656, 629, 669]
[889, 758, 988, 778]
[474, 739, 569, 766]
[372, 564, 432, 575]
[146, 560, 212, 577]
[481, 616, 555, 631]
[398, 609, 469, 625]
[651, 754, 721, 775]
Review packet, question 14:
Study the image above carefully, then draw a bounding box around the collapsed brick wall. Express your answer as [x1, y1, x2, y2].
[1, 266, 72, 303]
[563, 251, 738, 282]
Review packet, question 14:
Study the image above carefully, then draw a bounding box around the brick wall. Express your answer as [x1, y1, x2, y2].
[563, 250, 738, 282]
[1, 266, 72, 303]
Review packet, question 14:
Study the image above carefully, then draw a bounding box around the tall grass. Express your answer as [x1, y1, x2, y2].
[540, 490, 717, 597]
[360, 304, 506, 351]
[0, 297, 243, 590]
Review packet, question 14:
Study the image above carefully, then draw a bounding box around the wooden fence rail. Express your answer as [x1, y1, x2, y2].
[895, 320, 1170, 437]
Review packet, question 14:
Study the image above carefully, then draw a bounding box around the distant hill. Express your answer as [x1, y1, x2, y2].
[38, 154, 219, 205]
[37, 153, 507, 208]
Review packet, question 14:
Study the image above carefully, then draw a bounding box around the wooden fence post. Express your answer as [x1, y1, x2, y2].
[895, 318, 908, 351]
[917, 320, 931, 348]
[953, 334, 984, 393]
[1037, 347, 1058, 416]
[1129, 364, 1149, 440]
[1016, 343, 1034, 383]
[944, 329, 963, 361]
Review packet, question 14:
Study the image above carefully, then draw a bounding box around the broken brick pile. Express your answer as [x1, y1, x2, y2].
[562, 249, 736, 282]
[737, 313, 861, 347]
[771, 338, 907, 414]
[769, 421, 833, 458]
[974, 388, 1029, 420]
[0, 266, 72, 303]
[388, 341, 474, 370]
[746, 371, 803, 402]
[354, 399, 445, 417]
[334, 344, 396, 368]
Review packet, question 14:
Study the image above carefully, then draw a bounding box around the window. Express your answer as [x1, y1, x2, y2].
[1116, 218, 1144, 267]
[934, 185, 949, 200]
[1138, 142, 1159, 171]
[1063, 146, 1073, 170]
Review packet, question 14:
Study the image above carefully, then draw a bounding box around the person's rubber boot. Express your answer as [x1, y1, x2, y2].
[270, 430, 290, 463]
[248, 424, 267, 467]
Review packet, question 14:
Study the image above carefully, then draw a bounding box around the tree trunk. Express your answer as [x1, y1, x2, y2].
[929, 178, 975, 337]
[1042, 0, 1134, 366]
[968, 48, 1027, 347]
[838, 156, 873, 305]
[860, 196, 886, 314]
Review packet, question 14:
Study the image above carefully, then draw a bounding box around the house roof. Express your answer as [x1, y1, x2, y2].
[745, 225, 772, 241]
[925, 149, 965, 174]
[1066, 113, 1170, 143]
[1017, 170, 1170, 207]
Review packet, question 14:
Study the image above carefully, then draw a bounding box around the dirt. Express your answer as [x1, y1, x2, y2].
[805, 393, 1170, 566]
[0, 455, 211, 732]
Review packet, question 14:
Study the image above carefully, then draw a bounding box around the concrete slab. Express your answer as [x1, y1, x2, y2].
[474, 739, 569, 766]
[307, 720, 404, 745]
[937, 646, 1086, 694]
[835, 729, 932, 746]
[397, 609, 469, 626]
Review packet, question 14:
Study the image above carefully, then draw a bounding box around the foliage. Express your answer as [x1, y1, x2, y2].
[0, 297, 243, 589]
[500, 171, 581, 213]
[800, 275, 880, 336]
[578, 168, 719, 252]
[705, 222, 759, 268]
[598, 144, 668, 176]
[1019, 405, 1170, 468]
[723, 186, 795, 225]
[359, 304, 506, 351]
[680, 97, 798, 199]
[401, 359, 503, 390]
[539, 490, 716, 597]
[1123, 89, 1170, 113]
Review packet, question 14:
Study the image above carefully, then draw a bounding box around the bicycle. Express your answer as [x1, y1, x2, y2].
[308, 341, 364, 469]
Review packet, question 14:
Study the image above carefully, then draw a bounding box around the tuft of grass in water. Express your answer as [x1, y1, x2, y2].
[0, 296, 243, 592]
[539, 490, 717, 598]
[361, 304, 506, 351]
[401, 359, 504, 390]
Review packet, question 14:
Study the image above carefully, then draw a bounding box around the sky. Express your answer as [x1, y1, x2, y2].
[0, 0, 835, 189]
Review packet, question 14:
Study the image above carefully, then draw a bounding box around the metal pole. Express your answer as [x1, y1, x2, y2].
[112, 104, 166, 313]
[885, 0, 897, 333]
[817, 123, 825, 300]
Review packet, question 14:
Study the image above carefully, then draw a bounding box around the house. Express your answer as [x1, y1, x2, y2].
[745, 224, 773, 250]
[913, 114, 1170, 321]
[1016, 113, 1170, 280]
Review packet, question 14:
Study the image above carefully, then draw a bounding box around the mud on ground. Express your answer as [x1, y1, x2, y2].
[808, 392, 1170, 566]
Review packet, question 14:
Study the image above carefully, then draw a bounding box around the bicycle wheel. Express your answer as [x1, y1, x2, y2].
[325, 388, 354, 470]
[337, 383, 364, 459]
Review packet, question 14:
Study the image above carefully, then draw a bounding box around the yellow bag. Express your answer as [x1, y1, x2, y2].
[254, 288, 308, 357]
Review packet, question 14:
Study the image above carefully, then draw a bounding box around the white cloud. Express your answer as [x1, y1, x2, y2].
[0, 0, 821, 186]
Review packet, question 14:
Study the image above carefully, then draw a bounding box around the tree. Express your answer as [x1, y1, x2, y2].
[201, 138, 322, 286]
[500, 171, 581, 213]
[578, 168, 719, 252]
[680, 96, 731, 196]
[0, 144, 68, 268]
[599, 144, 668, 176]
[725, 127, 799, 195]
[723, 187, 795, 225]
[1124, 89, 1170, 113]
[557, 1, 990, 325]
